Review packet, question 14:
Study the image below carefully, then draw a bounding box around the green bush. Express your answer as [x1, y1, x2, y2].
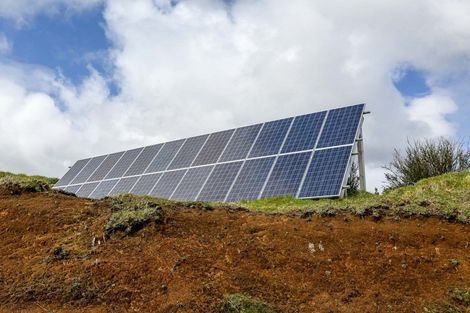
[105, 194, 164, 237]
[384, 137, 469, 189]
[220, 294, 275, 313]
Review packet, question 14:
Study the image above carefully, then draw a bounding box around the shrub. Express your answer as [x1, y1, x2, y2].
[346, 161, 360, 196]
[220, 294, 275, 313]
[384, 137, 470, 189]
[105, 194, 164, 237]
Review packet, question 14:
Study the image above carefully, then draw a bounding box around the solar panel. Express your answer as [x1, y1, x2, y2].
[171, 166, 213, 200]
[55, 158, 90, 187]
[261, 152, 311, 198]
[90, 179, 119, 198]
[70, 155, 107, 184]
[56, 103, 365, 201]
[87, 152, 124, 182]
[197, 161, 243, 202]
[248, 118, 292, 158]
[226, 157, 276, 202]
[109, 176, 140, 196]
[145, 139, 185, 173]
[167, 135, 208, 170]
[150, 169, 186, 198]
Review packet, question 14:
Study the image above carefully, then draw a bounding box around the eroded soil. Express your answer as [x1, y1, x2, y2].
[1, 191, 469, 312]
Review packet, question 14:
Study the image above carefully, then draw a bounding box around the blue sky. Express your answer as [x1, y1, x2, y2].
[0, 0, 468, 190]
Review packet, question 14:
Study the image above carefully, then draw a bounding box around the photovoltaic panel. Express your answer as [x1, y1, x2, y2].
[76, 182, 100, 198]
[64, 184, 82, 194]
[109, 176, 140, 196]
[197, 161, 243, 202]
[89, 179, 119, 199]
[249, 118, 293, 158]
[55, 158, 90, 187]
[281, 111, 327, 153]
[192, 130, 234, 166]
[150, 169, 186, 198]
[167, 135, 208, 170]
[70, 155, 107, 184]
[125, 144, 163, 176]
[226, 157, 275, 202]
[87, 152, 124, 182]
[261, 152, 311, 198]
[171, 166, 213, 201]
[131, 173, 162, 195]
[145, 139, 185, 173]
[105, 148, 143, 179]
[56, 103, 364, 201]
[299, 146, 353, 198]
[219, 124, 262, 162]
[317, 104, 364, 148]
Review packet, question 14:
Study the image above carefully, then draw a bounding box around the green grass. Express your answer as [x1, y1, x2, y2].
[0, 171, 58, 193]
[220, 294, 275, 313]
[450, 288, 470, 305]
[104, 194, 164, 237]
[235, 171, 470, 223]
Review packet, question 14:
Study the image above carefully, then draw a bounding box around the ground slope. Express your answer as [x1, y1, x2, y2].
[1, 186, 469, 312]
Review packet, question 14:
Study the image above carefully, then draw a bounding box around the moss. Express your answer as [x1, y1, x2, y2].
[423, 303, 463, 313]
[104, 194, 164, 237]
[220, 294, 275, 313]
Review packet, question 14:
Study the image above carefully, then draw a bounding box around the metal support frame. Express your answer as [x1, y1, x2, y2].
[357, 132, 366, 191]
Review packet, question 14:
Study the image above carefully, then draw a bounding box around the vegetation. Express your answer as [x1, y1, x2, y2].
[0, 171, 58, 194]
[346, 161, 360, 196]
[423, 287, 470, 312]
[237, 171, 470, 223]
[220, 294, 275, 313]
[384, 137, 470, 189]
[104, 194, 164, 237]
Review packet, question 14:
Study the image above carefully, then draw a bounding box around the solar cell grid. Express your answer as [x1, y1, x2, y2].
[105, 148, 143, 179]
[197, 161, 243, 202]
[299, 146, 353, 198]
[261, 152, 311, 198]
[64, 184, 82, 194]
[219, 124, 262, 162]
[145, 139, 185, 173]
[168, 135, 208, 170]
[109, 176, 140, 196]
[55, 158, 90, 187]
[125, 144, 163, 176]
[87, 152, 124, 182]
[281, 111, 326, 153]
[56, 104, 364, 201]
[317, 104, 364, 148]
[131, 173, 162, 195]
[192, 130, 234, 166]
[150, 170, 186, 198]
[90, 179, 119, 199]
[171, 166, 213, 200]
[249, 118, 293, 158]
[226, 157, 275, 202]
[70, 155, 107, 185]
[75, 182, 100, 198]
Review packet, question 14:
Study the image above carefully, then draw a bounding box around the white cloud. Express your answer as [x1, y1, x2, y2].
[0, 32, 11, 54]
[0, 0, 469, 191]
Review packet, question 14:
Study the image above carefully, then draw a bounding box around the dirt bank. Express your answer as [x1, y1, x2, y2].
[1, 191, 469, 312]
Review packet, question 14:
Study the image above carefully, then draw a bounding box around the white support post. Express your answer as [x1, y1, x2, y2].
[357, 130, 366, 191]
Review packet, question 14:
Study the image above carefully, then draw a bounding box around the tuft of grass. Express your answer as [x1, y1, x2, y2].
[450, 288, 470, 305]
[104, 194, 164, 237]
[0, 171, 58, 194]
[423, 303, 463, 313]
[235, 171, 470, 223]
[220, 294, 275, 313]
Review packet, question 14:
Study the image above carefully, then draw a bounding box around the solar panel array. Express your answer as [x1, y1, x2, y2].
[55, 103, 365, 201]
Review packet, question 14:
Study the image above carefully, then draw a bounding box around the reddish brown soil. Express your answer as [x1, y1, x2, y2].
[0, 190, 469, 313]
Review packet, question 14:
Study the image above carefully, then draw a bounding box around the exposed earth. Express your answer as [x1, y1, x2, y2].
[0, 187, 469, 312]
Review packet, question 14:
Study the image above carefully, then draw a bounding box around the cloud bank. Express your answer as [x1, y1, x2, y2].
[1, 0, 470, 190]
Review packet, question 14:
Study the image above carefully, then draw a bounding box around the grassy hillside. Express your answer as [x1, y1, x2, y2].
[0, 171, 58, 187]
[237, 170, 470, 223]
